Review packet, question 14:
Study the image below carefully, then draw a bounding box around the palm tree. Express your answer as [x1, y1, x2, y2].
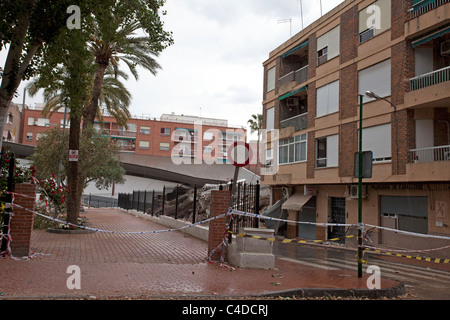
[247, 114, 263, 173]
[26, 66, 132, 127]
[83, 19, 161, 128]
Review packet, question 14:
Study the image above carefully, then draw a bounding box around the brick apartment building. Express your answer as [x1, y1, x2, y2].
[261, 0, 450, 252]
[19, 106, 247, 164]
[1, 103, 23, 143]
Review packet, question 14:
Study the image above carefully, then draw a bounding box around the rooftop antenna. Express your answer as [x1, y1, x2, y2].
[277, 18, 292, 38]
[299, 0, 304, 30]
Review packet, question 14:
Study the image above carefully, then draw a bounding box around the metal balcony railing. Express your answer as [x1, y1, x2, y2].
[280, 113, 308, 132]
[409, 66, 450, 91]
[410, 0, 450, 19]
[410, 145, 450, 163]
[278, 65, 309, 87]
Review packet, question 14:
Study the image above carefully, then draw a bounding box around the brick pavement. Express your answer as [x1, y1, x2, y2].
[0, 208, 403, 299]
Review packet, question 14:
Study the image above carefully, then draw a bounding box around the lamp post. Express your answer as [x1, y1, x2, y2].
[358, 91, 397, 278]
[357, 94, 364, 278]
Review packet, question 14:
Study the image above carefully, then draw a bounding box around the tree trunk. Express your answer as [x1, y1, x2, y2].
[83, 62, 108, 129]
[66, 113, 81, 225]
[0, 1, 35, 150]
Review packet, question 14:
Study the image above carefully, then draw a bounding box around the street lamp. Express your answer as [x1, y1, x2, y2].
[365, 91, 397, 111]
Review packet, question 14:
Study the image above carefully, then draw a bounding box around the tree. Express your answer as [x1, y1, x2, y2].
[247, 114, 263, 171]
[29, 0, 173, 225]
[31, 127, 125, 195]
[82, 18, 162, 129]
[0, 0, 75, 150]
[26, 66, 132, 127]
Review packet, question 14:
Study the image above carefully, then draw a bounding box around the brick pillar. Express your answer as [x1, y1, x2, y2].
[208, 189, 231, 262]
[10, 183, 37, 257]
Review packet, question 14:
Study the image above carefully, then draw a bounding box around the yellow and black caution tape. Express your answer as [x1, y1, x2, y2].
[363, 247, 450, 264]
[229, 231, 356, 245]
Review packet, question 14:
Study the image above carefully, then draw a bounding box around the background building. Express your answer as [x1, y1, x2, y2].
[19, 106, 247, 164]
[261, 0, 450, 254]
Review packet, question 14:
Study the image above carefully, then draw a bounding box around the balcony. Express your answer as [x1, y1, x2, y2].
[409, 145, 450, 163]
[410, 0, 450, 19]
[409, 66, 450, 91]
[278, 65, 309, 87]
[280, 113, 308, 132]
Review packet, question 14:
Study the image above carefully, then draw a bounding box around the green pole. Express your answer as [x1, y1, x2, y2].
[358, 94, 364, 278]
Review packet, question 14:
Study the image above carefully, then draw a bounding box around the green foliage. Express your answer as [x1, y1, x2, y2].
[31, 127, 126, 191]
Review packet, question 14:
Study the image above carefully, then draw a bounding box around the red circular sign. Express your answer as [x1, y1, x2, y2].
[227, 141, 253, 167]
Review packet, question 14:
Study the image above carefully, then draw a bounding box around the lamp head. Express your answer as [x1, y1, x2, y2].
[365, 91, 380, 99]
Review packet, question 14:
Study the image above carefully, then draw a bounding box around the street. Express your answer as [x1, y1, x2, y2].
[273, 242, 450, 300]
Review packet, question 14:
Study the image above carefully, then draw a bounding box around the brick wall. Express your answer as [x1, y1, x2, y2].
[391, 0, 407, 40]
[339, 122, 358, 177]
[340, 6, 358, 64]
[392, 109, 415, 175]
[307, 131, 315, 179]
[10, 183, 37, 257]
[208, 189, 231, 261]
[340, 63, 358, 120]
[307, 81, 316, 129]
[308, 33, 317, 79]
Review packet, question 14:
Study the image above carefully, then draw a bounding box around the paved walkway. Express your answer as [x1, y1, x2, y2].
[0, 208, 403, 299]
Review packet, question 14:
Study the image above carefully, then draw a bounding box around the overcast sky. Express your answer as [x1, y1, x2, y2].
[4, 0, 345, 138]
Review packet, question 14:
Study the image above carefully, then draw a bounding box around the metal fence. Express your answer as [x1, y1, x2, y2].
[115, 181, 261, 230]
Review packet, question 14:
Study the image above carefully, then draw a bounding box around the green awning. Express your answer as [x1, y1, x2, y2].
[412, 0, 435, 11]
[278, 86, 307, 101]
[412, 26, 450, 48]
[281, 40, 309, 59]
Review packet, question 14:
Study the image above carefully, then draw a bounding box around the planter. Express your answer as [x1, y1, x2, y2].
[46, 227, 96, 234]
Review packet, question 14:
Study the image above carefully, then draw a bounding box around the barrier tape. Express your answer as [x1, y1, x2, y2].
[231, 209, 359, 228]
[363, 246, 450, 264]
[229, 231, 356, 245]
[365, 223, 450, 241]
[11, 203, 230, 235]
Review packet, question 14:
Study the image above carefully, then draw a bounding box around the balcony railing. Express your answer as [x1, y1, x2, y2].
[278, 65, 309, 87]
[410, 0, 450, 18]
[409, 66, 450, 91]
[410, 145, 450, 163]
[280, 113, 308, 132]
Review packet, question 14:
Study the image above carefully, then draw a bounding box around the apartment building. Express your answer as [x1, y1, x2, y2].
[2, 103, 23, 143]
[261, 0, 450, 252]
[20, 107, 246, 164]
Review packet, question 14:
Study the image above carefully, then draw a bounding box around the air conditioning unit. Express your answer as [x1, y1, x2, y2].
[441, 40, 450, 56]
[348, 185, 367, 199]
[286, 97, 299, 108]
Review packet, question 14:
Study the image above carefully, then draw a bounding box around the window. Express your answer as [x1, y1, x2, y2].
[26, 132, 33, 141]
[203, 131, 214, 141]
[279, 134, 307, 165]
[139, 141, 150, 149]
[160, 142, 170, 150]
[359, 123, 391, 162]
[28, 117, 34, 126]
[266, 107, 274, 131]
[316, 134, 338, 168]
[140, 126, 151, 135]
[160, 128, 171, 136]
[36, 133, 44, 140]
[317, 25, 340, 65]
[267, 67, 276, 92]
[316, 80, 339, 117]
[36, 118, 50, 127]
[127, 124, 137, 132]
[358, 59, 391, 103]
[7, 113, 13, 124]
[60, 119, 70, 128]
[358, 0, 391, 43]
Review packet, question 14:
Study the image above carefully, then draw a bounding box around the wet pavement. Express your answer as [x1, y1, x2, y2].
[0, 208, 403, 300]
